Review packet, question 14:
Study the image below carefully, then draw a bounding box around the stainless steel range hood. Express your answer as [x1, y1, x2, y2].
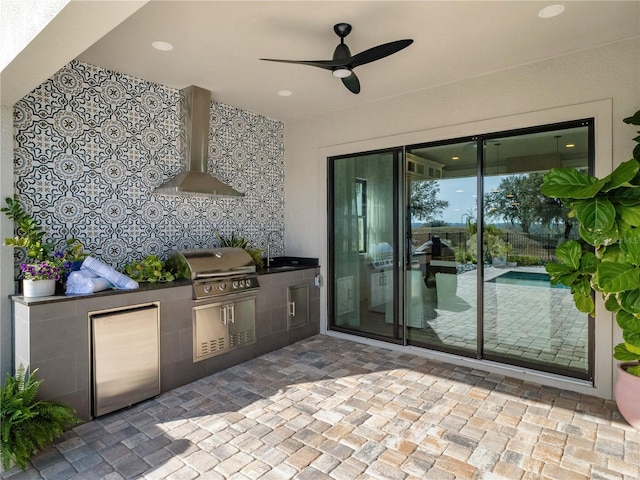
[155, 85, 243, 197]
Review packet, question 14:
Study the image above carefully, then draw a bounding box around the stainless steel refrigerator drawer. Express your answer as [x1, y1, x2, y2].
[91, 303, 160, 417]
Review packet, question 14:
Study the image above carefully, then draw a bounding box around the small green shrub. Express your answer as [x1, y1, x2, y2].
[1, 365, 79, 470]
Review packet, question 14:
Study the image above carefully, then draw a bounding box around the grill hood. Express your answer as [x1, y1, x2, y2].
[155, 85, 243, 197]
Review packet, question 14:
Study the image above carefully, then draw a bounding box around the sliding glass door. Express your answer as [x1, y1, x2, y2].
[405, 140, 478, 356]
[481, 123, 592, 377]
[328, 119, 593, 380]
[328, 149, 401, 342]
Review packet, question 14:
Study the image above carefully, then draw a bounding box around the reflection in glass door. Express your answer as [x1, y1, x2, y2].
[482, 124, 592, 378]
[405, 141, 478, 356]
[328, 120, 593, 380]
[329, 150, 401, 341]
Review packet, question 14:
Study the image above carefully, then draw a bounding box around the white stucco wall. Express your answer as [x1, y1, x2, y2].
[284, 37, 640, 399]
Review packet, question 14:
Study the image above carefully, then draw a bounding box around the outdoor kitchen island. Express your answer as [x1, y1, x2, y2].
[11, 262, 320, 421]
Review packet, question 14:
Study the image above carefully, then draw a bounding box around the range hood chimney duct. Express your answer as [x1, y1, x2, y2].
[155, 85, 243, 197]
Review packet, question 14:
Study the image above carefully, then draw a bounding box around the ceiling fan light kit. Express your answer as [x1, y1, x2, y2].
[260, 23, 413, 94]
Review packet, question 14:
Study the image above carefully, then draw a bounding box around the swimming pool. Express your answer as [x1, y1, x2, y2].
[487, 271, 569, 289]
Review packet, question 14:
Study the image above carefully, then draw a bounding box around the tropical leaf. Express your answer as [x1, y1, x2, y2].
[596, 262, 640, 292]
[604, 294, 621, 312]
[614, 343, 640, 362]
[616, 204, 640, 227]
[579, 223, 618, 247]
[554, 240, 582, 269]
[619, 290, 640, 314]
[541, 168, 605, 199]
[623, 329, 640, 349]
[570, 276, 591, 297]
[616, 309, 640, 331]
[573, 293, 594, 315]
[580, 251, 599, 274]
[620, 228, 640, 265]
[602, 159, 639, 191]
[574, 198, 616, 233]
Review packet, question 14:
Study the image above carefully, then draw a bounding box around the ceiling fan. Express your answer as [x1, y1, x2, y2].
[260, 23, 413, 94]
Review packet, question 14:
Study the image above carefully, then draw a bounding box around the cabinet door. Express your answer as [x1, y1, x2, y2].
[228, 297, 256, 348]
[92, 304, 160, 417]
[288, 284, 309, 329]
[193, 303, 229, 361]
[370, 270, 392, 310]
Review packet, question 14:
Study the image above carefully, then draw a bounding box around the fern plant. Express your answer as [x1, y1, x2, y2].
[1, 365, 79, 471]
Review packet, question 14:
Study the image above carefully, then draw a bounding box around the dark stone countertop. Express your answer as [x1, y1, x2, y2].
[10, 260, 320, 305]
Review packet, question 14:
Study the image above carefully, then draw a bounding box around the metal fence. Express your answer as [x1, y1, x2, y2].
[414, 230, 578, 263]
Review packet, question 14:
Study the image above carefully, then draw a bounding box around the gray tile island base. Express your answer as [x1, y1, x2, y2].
[12, 267, 320, 421]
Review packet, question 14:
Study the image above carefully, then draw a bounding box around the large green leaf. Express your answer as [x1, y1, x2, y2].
[571, 276, 592, 297]
[602, 159, 640, 191]
[554, 240, 582, 269]
[616, 204, 640, 227]
[541, 168, 606, 199]
[623, 330, 640, 348]
[579, 223, 618, 247]
[574, 198, 616, 233]
[604, 294, 621, 312]
[596, 262, 640, 292]
[573, 293, 594, 315]
[614, 343, 640, 361]
[616, 309, 640, 331]
[619, 289, 640, 314]
[580, 251, 599, 274]
[620, 228, 640, 265]
[545, 262, 578, 286]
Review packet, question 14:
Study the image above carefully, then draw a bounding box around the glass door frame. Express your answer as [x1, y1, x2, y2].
[327, 118, 595, 382]
[327, 147, 404, 344]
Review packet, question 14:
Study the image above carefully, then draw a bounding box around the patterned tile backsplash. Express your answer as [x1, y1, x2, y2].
[12, 60, 284, 269]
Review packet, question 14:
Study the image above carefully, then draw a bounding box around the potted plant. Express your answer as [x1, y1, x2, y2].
[1, 365, 79, 471]
[2, 197, 86, 294]
[541, 109, 640, 429]
[19, 259, 66, 297]
[122, 255, 176, 283]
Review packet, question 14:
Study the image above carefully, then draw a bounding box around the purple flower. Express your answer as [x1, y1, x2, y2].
[20, 259, 63, 281]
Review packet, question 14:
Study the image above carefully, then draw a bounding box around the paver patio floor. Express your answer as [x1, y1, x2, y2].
[2, 335, 639, 480]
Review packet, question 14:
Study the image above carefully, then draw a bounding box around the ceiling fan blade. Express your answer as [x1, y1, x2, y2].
[342, 72, 361, 94]
[259, 58, 342, 70]
[349, 39, 413, 68]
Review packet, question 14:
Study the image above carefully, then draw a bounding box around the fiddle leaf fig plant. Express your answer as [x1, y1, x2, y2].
[541, 110, 640, 377]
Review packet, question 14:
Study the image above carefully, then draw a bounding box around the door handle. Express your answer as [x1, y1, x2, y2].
[289, 301, 296, 317]
[228, 304, 235, 324]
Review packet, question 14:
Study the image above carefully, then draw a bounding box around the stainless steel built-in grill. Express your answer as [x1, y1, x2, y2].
[168, 248, 260, 299]
[168, 248, 259, 361]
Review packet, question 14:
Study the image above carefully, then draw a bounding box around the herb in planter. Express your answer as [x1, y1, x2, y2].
[122, 255, 176, 283]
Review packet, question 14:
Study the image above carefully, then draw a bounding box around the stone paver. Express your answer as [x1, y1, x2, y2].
[2, 335, 639, 480]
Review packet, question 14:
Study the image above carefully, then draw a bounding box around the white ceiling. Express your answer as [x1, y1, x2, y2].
[76, 1, 639, 122]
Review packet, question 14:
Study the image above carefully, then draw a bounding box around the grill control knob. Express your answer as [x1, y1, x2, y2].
[232, 281, 239, 289]
[218, 283, 227, 291]
[203, 285, 212, 294]
[239, 280, 245, 287]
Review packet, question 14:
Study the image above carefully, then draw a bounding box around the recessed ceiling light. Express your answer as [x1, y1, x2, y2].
[456, 190, 464, 193]
[538, 4, 565, 18]
[452, 156, 460, 160]
[565, 143, 575, 148]
[152, 41, 173, 51]
[278, 90, 293, 97]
